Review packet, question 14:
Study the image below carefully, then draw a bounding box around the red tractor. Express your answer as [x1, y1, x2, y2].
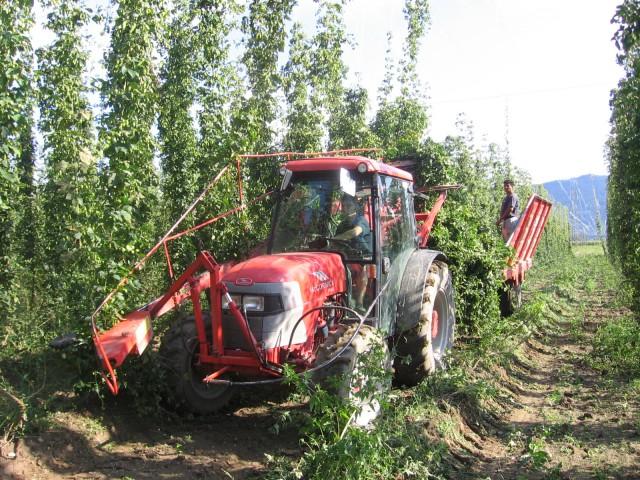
[92, 152, 458, 424]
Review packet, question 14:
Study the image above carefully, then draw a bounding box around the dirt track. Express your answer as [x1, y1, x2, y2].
[447, 272, 640, 479]
[0, 386, 302, 480]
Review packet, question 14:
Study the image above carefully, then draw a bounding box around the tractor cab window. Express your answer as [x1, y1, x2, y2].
[270, 171, 374, 262]
[379, 176, 414, 261]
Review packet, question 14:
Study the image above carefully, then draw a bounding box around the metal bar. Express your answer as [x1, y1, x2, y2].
[199, 354, 262, 368]
[520, 202, 545, 260]
[529, 203, 552, 259]
[149, 252, 209, 318]
[236, 156, 244, 204]
[210, 264, 225, 355]
[508, 195, 536, 252]
[524, 203, 552, 260]
[512, 198, 542, 259]
[203, 366, 230, 383]
[149, 272, 210, 318]
[239, 148, 381, 160]
[164, 191, 273, 243]
[163, 241, 175, 280]
[191, 283, 209, 357]
[418, 191, 447, 248]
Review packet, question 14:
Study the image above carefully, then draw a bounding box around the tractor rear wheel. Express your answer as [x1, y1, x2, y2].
[500, 281, 522, 316]
[313, 324, 391, 427]
[394, 260, 456, 386]
[160, 313, 234, 414]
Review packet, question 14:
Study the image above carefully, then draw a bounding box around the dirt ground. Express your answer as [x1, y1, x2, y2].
[0, 387, 302, 480]
[446, 290, 640, 479]
[1, 270, 639, 479]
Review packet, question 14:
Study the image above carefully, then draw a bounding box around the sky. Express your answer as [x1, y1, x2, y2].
[331, 0, 623, 183]
[33, 0, 623, 185]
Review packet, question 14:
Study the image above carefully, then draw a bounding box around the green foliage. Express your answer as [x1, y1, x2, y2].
[37, 0, 99, 324]
[591, 316, 640, 378]
[0, 0, 33, 318]
[100, 0, 163, 268]
[312, 0, 349, 147]
[329, 87, 377, 150]
[608, 0, 640, 311]
[16, 121, 38, 263]
[240, 0, 295, 151]
[159, 0, 199, 210]
[412, 133, 508, 336]
[399, 0, 429, 98]
[282, 22, 323, 152]
[377, 32, 395, 106]
[157, 0, 201, 271]
[266, 360, 447, 480]
[372, 97, 428, 158]
[197, 0, 240, 167]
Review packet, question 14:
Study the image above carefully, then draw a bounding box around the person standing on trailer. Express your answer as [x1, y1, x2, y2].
[496, 179, 520, 241]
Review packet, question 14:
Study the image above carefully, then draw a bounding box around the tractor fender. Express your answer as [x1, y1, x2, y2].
[394, 249, 448, 334]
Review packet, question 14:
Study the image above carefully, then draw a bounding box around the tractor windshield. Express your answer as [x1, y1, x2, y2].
[270, 171, 374, 261]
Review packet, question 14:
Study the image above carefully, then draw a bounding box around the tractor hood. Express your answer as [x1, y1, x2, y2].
[222, 252, 347, 296]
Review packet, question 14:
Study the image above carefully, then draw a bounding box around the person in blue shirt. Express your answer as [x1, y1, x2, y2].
[334, 195, 372, 254]
[496, 179, 520, 241]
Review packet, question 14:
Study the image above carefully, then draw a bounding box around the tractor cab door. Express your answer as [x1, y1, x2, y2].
[375, 174, 417, 335]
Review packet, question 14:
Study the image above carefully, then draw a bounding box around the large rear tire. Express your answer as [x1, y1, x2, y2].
[394, 260, 456, 386]
[500, 281, 522, 317]
[313, 324, 391, 427]
[160, 314, 234, 414]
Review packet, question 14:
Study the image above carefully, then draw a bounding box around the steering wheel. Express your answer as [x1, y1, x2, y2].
[325, 237, 353, 249]
[308, 235, 353, 251]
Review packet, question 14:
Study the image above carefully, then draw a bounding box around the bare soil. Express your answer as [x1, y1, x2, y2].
[443, 289, 640, 479]
[0, 387, 302, 480]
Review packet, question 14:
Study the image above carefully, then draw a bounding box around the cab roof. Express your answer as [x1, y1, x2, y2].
[283, 156, 413, 182]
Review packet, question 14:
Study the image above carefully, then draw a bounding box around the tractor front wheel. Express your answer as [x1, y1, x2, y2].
[313, 324, 391, 427]
[394, 260, 456, 386]
[160, 314, 234, 414]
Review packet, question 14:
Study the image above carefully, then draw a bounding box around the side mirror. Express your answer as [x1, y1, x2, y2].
[382, 256, 391, 274]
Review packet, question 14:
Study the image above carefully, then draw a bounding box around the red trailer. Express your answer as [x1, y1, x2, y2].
[501, 194, 553, 314]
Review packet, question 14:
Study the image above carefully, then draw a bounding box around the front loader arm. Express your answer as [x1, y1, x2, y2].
[93, 251, 222, 394]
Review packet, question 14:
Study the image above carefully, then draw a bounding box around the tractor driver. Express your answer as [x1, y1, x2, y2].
[333, 195, 372, 312]
[333, 195, 372, 254]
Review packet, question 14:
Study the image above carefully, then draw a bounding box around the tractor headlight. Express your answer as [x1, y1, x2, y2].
[222, 294, 265, 311]
[242, 295, 264, 311]
[222, 294, 242, 309]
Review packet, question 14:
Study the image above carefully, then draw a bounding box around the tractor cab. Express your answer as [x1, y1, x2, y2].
[269, 157, 418, 334]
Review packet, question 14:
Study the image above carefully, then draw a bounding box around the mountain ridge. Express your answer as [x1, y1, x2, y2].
[541, 174, 607, 241]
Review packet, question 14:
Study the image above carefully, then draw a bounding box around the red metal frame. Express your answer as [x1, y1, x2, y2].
[415, 184, 462, 248]
[504, 194, 553, 285]
[93, 250, 282, 395]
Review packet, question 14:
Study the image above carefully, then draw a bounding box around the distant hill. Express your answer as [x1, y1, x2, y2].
[541, 174, 607, 241]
